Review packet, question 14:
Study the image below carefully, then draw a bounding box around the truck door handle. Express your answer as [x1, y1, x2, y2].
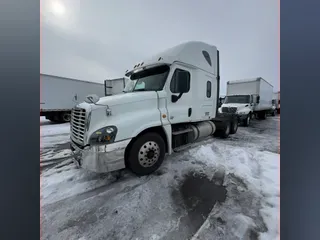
[188, 108, 192, 117]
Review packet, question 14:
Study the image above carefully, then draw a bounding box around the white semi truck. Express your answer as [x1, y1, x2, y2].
[219, 78, 274, 126]
[70, 41, 238, 176]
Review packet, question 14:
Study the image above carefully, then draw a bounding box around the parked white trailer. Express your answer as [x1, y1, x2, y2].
[104, 78, 127, 96]
[70, 41, 239, 176]
[40, 74, 105, 123]
[220, 77, 274, 126]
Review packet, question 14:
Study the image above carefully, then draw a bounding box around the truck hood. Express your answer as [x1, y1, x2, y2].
[221, 103, 250, 110]
[94, 91, 158, 107]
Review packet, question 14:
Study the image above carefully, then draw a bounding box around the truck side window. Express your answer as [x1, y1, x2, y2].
[206, 81, 211, 98]
[202, 51, 212, 66]
[170, 69, 190, 93]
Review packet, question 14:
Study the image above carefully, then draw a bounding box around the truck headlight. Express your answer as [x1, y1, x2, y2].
[89, 126, 117, 145]
[237, 112, 246, 115]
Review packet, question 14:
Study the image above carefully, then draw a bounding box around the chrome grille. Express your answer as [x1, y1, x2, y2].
[221, 107, 237, 113]
[71, 107, 86, 144]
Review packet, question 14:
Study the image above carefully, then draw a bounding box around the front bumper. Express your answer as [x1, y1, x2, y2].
[70, 139, 131, 173]
[237, 113, 248, 120]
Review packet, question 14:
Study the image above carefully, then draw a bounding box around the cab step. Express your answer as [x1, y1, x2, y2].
[173, 143, 193, 152]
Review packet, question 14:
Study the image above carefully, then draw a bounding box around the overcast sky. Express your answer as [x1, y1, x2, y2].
[41, 0, 279, 95]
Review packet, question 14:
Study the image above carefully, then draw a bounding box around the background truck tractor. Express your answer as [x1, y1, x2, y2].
[70, 41, 238, 176]
[219, 77, 274, 127]
[272, 91, 280, 114]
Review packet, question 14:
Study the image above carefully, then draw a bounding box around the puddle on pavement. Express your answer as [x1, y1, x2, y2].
[170, 171, 227, 239]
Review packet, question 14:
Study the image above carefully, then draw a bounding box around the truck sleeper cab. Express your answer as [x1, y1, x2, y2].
[70, 41, 238, 176]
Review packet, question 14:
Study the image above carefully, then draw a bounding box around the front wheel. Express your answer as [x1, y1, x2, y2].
[127, 132, 165, 176]
[243, 113, 251, 127]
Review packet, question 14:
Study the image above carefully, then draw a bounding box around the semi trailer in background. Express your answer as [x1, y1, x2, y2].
[272, 91, 280, 114]
[70, 41, 239, 176]
[40, 74, 105, 123]
[219, 77, 274, 126]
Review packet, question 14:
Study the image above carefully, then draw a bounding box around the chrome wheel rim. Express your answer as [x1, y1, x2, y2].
[138, 141, 160, 168]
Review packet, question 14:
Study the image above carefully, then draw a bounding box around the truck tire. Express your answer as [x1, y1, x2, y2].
[47, 116, 60, 124]
[271, 109, 277, 116]
[243, 113, 251, 127]
[259, 111, 267, 120]
[214, 122, 231, 139]
[61, 112, 71, 122]
[230, 119, 238, 134]
[127, 132, 165, 176]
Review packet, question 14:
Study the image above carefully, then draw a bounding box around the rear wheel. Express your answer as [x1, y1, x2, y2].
[47, 115, 60, 124]
[230, 120, 238, 134]
[61, 112, 71, 122]
[260, 111, 267, 120]
[127, 132, 165, 176]
[214, 122, 231, 139]
[271, 109, 277, 116]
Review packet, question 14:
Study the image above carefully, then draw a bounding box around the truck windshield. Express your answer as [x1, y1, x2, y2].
[126, 65, 170, 92]
[224, 95, 250, 104]
[123, 79, 136, 92]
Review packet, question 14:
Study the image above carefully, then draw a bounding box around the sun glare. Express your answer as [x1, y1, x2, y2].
[51, 1, 65, 16]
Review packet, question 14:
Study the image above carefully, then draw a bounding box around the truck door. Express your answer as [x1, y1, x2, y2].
[166, 66, 193, 124]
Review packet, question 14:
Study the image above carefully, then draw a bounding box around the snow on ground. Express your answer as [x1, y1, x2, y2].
[40, 117, 71, 161]
[40, 116, 280, 240]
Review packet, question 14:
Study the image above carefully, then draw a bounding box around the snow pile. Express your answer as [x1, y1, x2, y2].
[187, 143, 279, 239]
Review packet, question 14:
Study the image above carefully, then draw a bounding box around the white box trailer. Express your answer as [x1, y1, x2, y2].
[40, 74, 105, 123]
[220, 77, 274, 126]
